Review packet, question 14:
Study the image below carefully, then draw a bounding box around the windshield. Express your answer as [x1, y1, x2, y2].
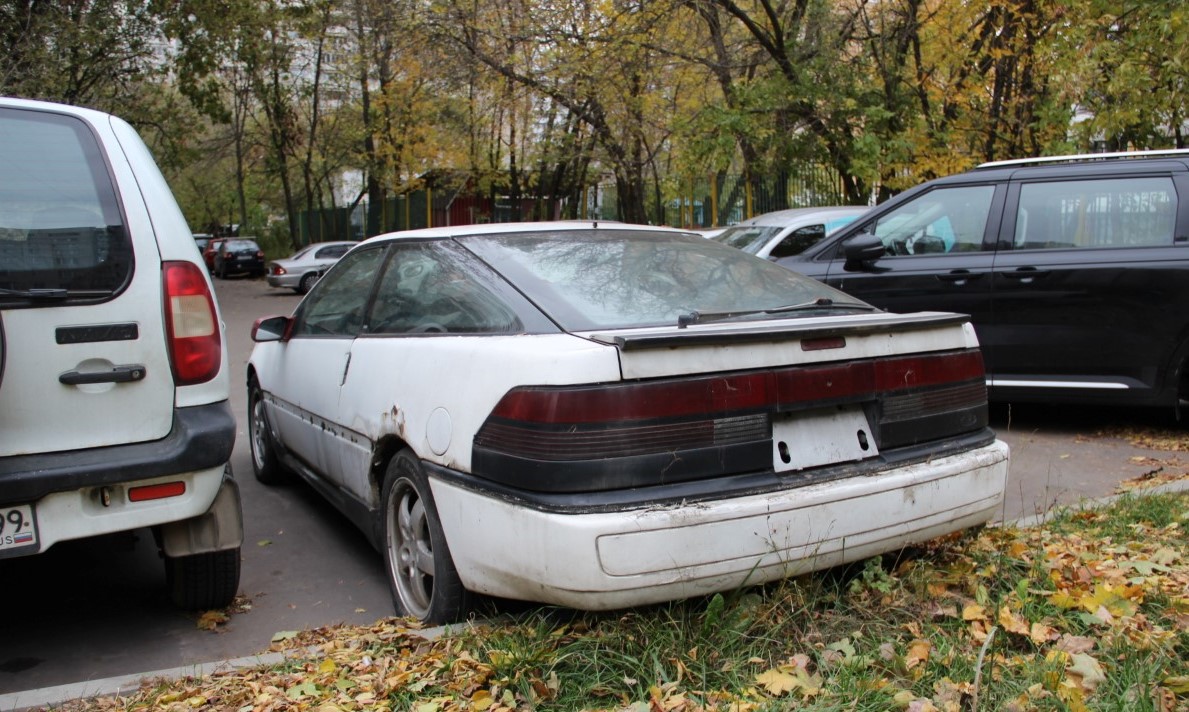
[711, 225, 782, 255]
[462, 229, 858, 331]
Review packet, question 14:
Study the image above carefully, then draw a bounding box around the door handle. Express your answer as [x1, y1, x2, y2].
[936, 270, 985, 284]
[1000, 267, 1051, 283]
[59, 364, 147, 385]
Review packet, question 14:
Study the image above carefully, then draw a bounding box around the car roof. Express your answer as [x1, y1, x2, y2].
[736, 206, 868, 228]
[359, 220, 697, 247]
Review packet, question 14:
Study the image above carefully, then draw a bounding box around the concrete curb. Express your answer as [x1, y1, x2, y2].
[4, 480, 1187, 711]
[999, 477, 1189, 530]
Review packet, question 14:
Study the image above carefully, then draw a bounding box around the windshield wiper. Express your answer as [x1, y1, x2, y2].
[0, 287, 113, 302]
[677, 297, 880, 327]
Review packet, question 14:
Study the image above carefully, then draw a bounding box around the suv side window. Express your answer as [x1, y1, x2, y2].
[869, 185, 996, 256]
[1012, 177, 1176, 250]
[291, 246, 385, 337]
[0, 109, 130, 297]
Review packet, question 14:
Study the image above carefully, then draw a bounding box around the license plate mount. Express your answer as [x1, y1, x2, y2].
[772, 405, 879, 473]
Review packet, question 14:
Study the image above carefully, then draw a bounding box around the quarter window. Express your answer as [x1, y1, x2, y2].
[869, 185, 995, 256]
[1013, 177, 1176, 250]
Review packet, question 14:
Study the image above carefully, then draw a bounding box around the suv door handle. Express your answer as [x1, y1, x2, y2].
[1000, 267, 1051, 283]
[936, 270, 985, 284]
[59, 364, 147, 385]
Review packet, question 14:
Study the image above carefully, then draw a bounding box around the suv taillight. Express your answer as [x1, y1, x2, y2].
[163, 261, 222, 385]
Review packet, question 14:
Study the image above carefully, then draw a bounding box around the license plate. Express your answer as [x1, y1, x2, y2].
[0, 504, 39, 557]
[772, 405, 879, 473]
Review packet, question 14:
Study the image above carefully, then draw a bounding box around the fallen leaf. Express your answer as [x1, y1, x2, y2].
[905, 640, 930, 669]
[1066, 653, 1106, 693]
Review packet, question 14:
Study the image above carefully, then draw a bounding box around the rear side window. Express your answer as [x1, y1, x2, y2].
[1013, 177, 1176, 250]
[0, 108, 130, 299]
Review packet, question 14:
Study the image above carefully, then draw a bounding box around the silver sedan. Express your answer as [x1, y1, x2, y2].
[266, 241, 356, 293]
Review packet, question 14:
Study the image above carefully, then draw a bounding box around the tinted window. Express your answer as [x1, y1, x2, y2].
[869, 185, 995, 256]
[1013, 177, 1176, 249]
[291, 246, 385, 337]
[463, 229, 848, 331]
[221, 239, 260, 253]
[0, 108, 130, 298]
[316, 244, 351, 259]
[367, 242, 521, 334]
[770, 224, 825, 258]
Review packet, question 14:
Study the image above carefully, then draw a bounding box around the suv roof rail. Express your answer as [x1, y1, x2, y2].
[978, 148, 1189, 169]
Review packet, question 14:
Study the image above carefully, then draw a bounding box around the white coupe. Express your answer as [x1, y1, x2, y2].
[247, 221, 1009, 623]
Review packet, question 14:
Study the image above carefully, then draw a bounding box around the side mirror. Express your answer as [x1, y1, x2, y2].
[251, 315, 292, 343]
[842, 233, 886, 270]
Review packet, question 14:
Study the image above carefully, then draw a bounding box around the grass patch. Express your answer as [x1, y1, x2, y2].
[53, 492, 1188, 711]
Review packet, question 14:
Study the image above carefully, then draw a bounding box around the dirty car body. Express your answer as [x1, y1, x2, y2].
[247, 222, 1009, 624]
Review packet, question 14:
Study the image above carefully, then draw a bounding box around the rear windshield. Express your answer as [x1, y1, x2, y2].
[461, 229, 854, 331]
[0, 108, 131, 301]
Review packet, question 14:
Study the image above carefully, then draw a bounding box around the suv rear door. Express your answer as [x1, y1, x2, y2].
[987, 163, 1189, 400]
[0, 106, 175, 456]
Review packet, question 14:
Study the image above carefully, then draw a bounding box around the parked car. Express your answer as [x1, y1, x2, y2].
[213, 237, 266, 278]
[713, 206, 868, 260]
[193, 233, 213, 254]
[775, 149, 1189, 410]
[202, 237, 227, 272]
[0, 98, 242, 609]
[267, 241, 356, 294]
[247, 221, 1009, 624]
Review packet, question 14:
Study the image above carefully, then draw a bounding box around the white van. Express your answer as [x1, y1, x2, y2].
[0, 98, 242, 609]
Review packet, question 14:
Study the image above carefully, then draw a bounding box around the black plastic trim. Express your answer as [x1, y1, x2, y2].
[437, 428, 997, 515]
[0, 400, 236, 506]
[473, 439, 773, 492]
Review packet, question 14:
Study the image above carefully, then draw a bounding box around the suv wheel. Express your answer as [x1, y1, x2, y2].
[165, 548, 241, 609]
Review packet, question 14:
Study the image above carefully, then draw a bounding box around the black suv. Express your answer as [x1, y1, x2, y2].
[776, 149, 1189, 410]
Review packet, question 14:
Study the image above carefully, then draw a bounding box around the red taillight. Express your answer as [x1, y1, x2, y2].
[163, 261, 222, 385]
[488, 351, 985, 425]
[128, 481, 186, 502]
[272, 264, 286, 275]
[477, 350, 986, 462]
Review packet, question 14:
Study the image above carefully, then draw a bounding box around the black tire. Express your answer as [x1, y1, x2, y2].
[381, 450, 470, 624]
[298, 272, 319, 294]
[165, 547, 241, 609]
[248, 377, 290, 484]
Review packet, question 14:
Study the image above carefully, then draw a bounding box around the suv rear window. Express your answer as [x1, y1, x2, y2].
[0, 108, 131, 301]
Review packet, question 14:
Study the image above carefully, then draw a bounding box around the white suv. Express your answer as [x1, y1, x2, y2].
[0, 98, 242, 609]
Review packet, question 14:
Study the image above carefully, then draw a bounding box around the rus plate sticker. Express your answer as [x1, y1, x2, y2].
[0, 504, 39, 557]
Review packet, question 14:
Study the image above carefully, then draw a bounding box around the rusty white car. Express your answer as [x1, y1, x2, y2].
[247, 221, 1009, 624]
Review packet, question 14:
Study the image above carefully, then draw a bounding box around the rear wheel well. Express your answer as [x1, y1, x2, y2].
[369, 434, 410, 539]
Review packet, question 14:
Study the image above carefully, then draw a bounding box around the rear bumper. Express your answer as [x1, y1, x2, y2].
[430, 439, 1009, 610]
[267, 273, 298, 288]
[0, 400, 235, 506]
